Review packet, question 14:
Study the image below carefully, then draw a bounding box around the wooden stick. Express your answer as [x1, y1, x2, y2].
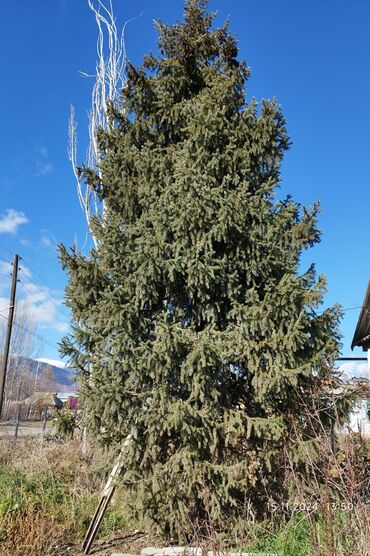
[82, 433, 132, 554]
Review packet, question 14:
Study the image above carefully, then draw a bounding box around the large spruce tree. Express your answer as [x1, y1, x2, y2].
[61, 0, 343, 536]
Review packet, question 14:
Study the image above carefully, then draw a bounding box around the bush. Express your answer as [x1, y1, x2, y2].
[53, 408, 78, 439]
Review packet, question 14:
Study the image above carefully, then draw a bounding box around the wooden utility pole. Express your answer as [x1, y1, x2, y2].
[0, 254, 19, 419]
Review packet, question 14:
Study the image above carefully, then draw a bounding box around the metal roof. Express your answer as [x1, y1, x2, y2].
[351, 280, 370, 351]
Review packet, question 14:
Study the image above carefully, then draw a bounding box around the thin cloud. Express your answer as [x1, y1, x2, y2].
[40, 229, 58, 252]
[337, 361, 368, 379]
[21, 282, 68, 333]
[35, 162, 53, 177]
[0, 296, 11, 314]
[41, 235, 53, 248]
[0, 261, 12, 295]
[34, 147, 53, 177]
[10, 145, 54, 179]
[0, 260, 12, 275]
[20, 238, 33, 248]
[0, 209, 28, 234]
[17, 265, 70, 336]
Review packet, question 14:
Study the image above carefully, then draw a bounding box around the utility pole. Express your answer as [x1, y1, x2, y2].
[0, 254, 19, 419]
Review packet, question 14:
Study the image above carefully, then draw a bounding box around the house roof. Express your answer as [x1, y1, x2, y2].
[22, 392, 62, 408]
[351, 280, 370, 351]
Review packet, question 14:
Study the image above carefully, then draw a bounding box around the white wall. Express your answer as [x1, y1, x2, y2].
[347, 398, 370, 437]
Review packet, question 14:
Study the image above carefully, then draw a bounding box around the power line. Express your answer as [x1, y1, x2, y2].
[7, 250, 370, 330]
[18, 266, 70, 319]
[0, 312, 58, 351]
[19, 256, 55, 290]
[18, 278, 69, 327]
[10, 266, 370, 320]
[19, 279, 50, 307]
[0, 254, 13, 265]
[0, 242, 15, 258]
[0, 261, 68, 354]
[316, 304, 368, 316]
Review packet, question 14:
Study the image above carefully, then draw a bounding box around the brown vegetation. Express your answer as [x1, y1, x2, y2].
[0, 417, 369, 556]
[0, 437, 145, 556]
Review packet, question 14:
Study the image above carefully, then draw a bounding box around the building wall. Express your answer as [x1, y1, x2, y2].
[348, 399, 370, 437]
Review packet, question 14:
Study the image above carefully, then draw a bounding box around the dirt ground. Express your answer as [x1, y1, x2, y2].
[0, 419, 52, 438]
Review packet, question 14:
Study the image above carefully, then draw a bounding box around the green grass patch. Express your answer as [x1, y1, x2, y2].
[0, 462, 138, 544]
[242, 514, 312, 556]
[0, 465, 66, 516]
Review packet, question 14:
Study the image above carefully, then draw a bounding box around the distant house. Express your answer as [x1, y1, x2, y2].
[349, 280, 370, 437]
[23, 392, 63, 412]
[56, 392, 80, 410]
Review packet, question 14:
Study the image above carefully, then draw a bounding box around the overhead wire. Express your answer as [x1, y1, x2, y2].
[2, 263, 370, 366]
[3, 246, 370, 339]
[0, 242, 15, 257]
[0, 254, 13, 265]
[10, 265, 370, 319]
[18, 265, 70, 320]
[0, 254, 70, 354]
[0, 312, 58, 351]
[0, 251, 69, 318]
[18, 278, 69, 329]
[19, 256, 55, 290]
[316, 304, 368, 315]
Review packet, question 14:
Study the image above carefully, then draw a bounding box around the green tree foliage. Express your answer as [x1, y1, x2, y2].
[60, 0, 345, 536]
[53, 408, 78, 439]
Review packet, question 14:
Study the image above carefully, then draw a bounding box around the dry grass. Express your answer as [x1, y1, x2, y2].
[0, 420, 368, 556]
[0, 507, 71, 556]
[0, 436, 99, 495]
[0, 437, 140, 556]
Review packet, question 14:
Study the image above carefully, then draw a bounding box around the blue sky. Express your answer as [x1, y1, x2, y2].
[0, 0, 369, 375]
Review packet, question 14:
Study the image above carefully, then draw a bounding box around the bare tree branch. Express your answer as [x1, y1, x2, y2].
[69, 0, 129, 247]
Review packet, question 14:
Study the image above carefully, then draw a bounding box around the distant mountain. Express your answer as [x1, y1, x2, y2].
[7, 355, 78, 392]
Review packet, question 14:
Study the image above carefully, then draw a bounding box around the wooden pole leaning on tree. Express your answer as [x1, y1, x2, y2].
[0, 254, 19, 419]
[82, 433, 132, 555]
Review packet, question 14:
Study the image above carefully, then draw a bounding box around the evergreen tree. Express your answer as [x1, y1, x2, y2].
[61, 0, 344, 536]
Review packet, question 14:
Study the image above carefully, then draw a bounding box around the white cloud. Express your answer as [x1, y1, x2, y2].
[337, 361, 369, 379]
[0, 296, 11, 314]
[0, 209, 28, 234]
[17, 267, 70, 336]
